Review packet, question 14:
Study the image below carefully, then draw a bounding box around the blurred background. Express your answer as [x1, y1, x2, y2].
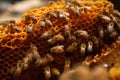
[0, 0, 119, 21]
[0, 0, 57, 21]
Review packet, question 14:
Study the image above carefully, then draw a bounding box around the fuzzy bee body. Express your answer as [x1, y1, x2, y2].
[113, 10, 120, 18]
[91, 36, 99, 48]
[59, 13, 66, 20]
[40, 21, 45, 28]
[87, 41, 93, 53]
[97, 14, 111, 23]
[35, 54, 54, 66]
[44, 66, 51, 80]
[23, 63, 29, 70]
[80, 43, 86, 55]
[63, 12, 70, 16]
[14, 67, 22, 77]
[40, 30, 53, 39]
[35, 58, 41, 67]
[51, 68, 60, 76]
[64, 25, 72, 39]
[26, 24, 33, 34]
[74, 30, 89, 38]
[23, 57, 30, 63]
[15, 60, 23, 76]
[31, 16, 38, 23]
[47, 34, 64, 44]
[30, 44, 40, 59]
[64, 59, 70, 72]
[84, 6, 92, 11]
[66, 42, 78, 53]
[110, 14, 120, 33]
[24, 15, 31, 20]
[46, 54, 54, 62]
[50, 45, 64, 54]
[104, 9, 110, 15]
[46, 20, 53, 27]
[107, 21, 114, 33]
[97, 25, 104, 39]
[51, 13, 57, 18]
[110, 31, 118, 39]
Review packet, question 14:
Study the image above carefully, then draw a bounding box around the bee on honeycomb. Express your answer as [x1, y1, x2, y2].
[0, 0, 120, 80]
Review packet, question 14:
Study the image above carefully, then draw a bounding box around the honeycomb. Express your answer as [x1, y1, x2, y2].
[0, 0, 120, 80]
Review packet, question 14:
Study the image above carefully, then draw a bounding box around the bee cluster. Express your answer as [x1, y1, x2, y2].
[0, 0, 120, 80]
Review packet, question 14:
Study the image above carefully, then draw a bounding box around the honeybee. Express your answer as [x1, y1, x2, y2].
[40, 30, 53, 39]
[104, 9, 110, 15]
[79, 6, 86, 14]
[45, 20, 53, 27]
[68, 6, 76, 12]
[27, 53, 33, 62]
[15, 60, 23, 76]
[80, 43, 86, 55]
[51, 68, 60, 76]
[59, 13, 66, 20]
[24, 15, 31, 20]
[75, 11, 80, 17]
[87, 41, 93, 53]
[74, 30, 89, 38]
[107, 21, 114, 33]
[50, 45, 64, 54]
[44, 66, 51, 80]
[64, 59, 70, 72]
[51, 13, 57, 18]
[97, 14, 111, 23]
[110, 14, 120, 31]
[66, 42, 78, 53]
[47, 34, 64, 44]
[63, 12, 70, 16]
[17, 60, 23, 68]
[45, 11, 50, 17]
[97, 25, 104, 39]
[40, 21, 45, 28]
[23, 63, 29, 70]
[64, 25, 76, 41]
[26, 24, 33, 34]
[54, 9, 61, 14]
[84, 6, 91, 10]
[15, 67, 22, 77]
[46, 54, 54, 62]
[91, 36, 99, 48]
[23, 57, 29, 63]
[64, 25, 71, 37]
[109, 31, 118, 39]
[23, 55, 33, 70]
[30, 43, 40, 59]
[35, 58, 41, 67]
[113, 10, 120, 18]
[35, 54, 54, 66]
[31, 16, 38, 23]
